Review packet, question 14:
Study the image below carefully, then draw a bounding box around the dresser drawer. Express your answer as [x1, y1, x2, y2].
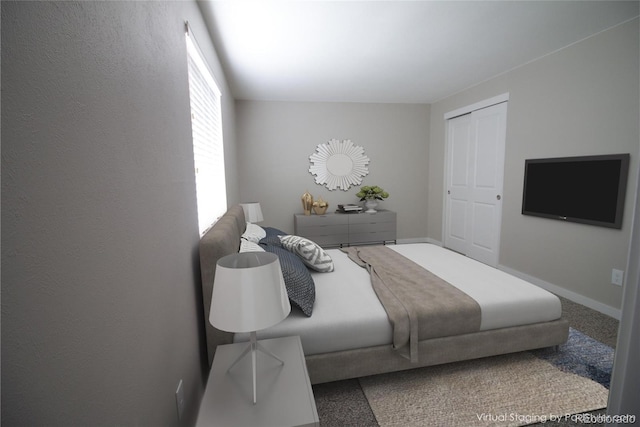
[294, 214, 349, 247]
[295, 214, 348, 227]
[348, 211, 396, 225]
[349, 221, 396, 234]
[296, 224, 348, 239]
[349, 230, 397, 244]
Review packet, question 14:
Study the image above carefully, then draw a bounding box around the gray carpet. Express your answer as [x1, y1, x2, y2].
[557, 297, 619, 348]
[313, 379, 378, 426]
[312, 295, 619, 427]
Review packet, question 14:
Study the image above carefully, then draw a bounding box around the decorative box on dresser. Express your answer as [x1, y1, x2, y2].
[294, 210, 397, 247]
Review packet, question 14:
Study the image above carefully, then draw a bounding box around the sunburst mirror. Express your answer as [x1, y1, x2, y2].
[309, 139, 370, 191]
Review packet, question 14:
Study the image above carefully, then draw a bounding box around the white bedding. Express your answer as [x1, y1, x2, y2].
[235, 243, 562, 356]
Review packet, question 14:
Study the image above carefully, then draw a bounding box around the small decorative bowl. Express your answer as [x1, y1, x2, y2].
[312, 198, 329, 215]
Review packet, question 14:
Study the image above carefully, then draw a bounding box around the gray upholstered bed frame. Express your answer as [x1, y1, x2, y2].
[200, 205, 570, 384]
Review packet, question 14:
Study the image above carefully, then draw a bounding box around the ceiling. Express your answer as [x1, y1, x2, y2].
[199, 1, 639, 104]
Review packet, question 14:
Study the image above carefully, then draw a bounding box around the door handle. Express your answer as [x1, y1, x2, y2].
[497, 195, 501, 200]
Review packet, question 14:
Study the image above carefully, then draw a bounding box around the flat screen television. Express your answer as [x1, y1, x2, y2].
[522, 153, 630, 229]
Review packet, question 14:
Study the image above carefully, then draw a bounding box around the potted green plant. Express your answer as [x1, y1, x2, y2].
[356, 185, 389, 213]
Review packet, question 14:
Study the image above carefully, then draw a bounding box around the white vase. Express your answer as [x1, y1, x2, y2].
[364, 199, 378, 213]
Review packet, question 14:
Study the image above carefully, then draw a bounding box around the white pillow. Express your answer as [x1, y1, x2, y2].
[240, 240, 265, 253]
[279, 235, 334, 273]
[241, 223, 266, 243]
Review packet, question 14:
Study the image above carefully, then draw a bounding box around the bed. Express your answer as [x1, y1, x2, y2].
[200, 205, 569, 384]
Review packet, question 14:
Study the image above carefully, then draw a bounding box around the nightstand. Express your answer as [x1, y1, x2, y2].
[196, 336, 319, 427]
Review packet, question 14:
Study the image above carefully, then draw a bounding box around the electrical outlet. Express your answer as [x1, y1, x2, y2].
[611, 269, 624, 286]
[175, 380, 185, 420]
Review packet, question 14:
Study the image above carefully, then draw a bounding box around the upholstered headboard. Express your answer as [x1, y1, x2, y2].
[199, 205, 246, 365]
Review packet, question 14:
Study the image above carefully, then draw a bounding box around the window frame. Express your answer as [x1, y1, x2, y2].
[185, 22, 227, 235]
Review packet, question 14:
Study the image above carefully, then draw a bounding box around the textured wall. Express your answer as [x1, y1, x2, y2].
[428, 18, 639, 313]
[1, 1, 236, 425]
[235, 101, 430, 240]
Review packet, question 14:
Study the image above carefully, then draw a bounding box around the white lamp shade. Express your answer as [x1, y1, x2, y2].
[210, 252, 291, 333]
[240, 202, 264, 223]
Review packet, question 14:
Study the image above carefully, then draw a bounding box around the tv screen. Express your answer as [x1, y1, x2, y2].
[522, 153, 630, 229]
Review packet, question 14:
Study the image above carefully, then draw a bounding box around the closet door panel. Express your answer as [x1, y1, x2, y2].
[445, 102, 507, 267]
[444, 113, 472, 255]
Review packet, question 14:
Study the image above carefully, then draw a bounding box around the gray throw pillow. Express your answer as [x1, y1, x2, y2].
[279, 235, 334, 273]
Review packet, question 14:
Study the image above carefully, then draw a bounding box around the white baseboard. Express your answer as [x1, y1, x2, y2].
[396, 237, 443, 245]
[498, 264, 622, 320]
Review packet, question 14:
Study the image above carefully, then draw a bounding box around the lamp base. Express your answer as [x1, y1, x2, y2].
[227, 331, 284, 404]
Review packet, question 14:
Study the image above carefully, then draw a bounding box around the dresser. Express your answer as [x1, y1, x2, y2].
[294, 210, 397, 247]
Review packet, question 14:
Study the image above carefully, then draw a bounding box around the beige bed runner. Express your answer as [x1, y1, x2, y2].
[341, 245, 481, 362]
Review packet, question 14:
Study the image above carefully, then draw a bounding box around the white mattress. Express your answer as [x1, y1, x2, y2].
[235, 243, 562, 356]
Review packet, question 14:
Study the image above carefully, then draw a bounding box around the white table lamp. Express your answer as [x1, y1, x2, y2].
[210, 252, 291, 404]
[240, 202, 264, 223]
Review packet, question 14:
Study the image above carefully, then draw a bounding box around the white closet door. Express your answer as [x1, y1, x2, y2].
[444, 102, 507, 267]
[444, 113, 473, 256]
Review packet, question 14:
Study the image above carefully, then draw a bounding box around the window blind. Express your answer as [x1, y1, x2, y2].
[185, 22, 227, 235]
